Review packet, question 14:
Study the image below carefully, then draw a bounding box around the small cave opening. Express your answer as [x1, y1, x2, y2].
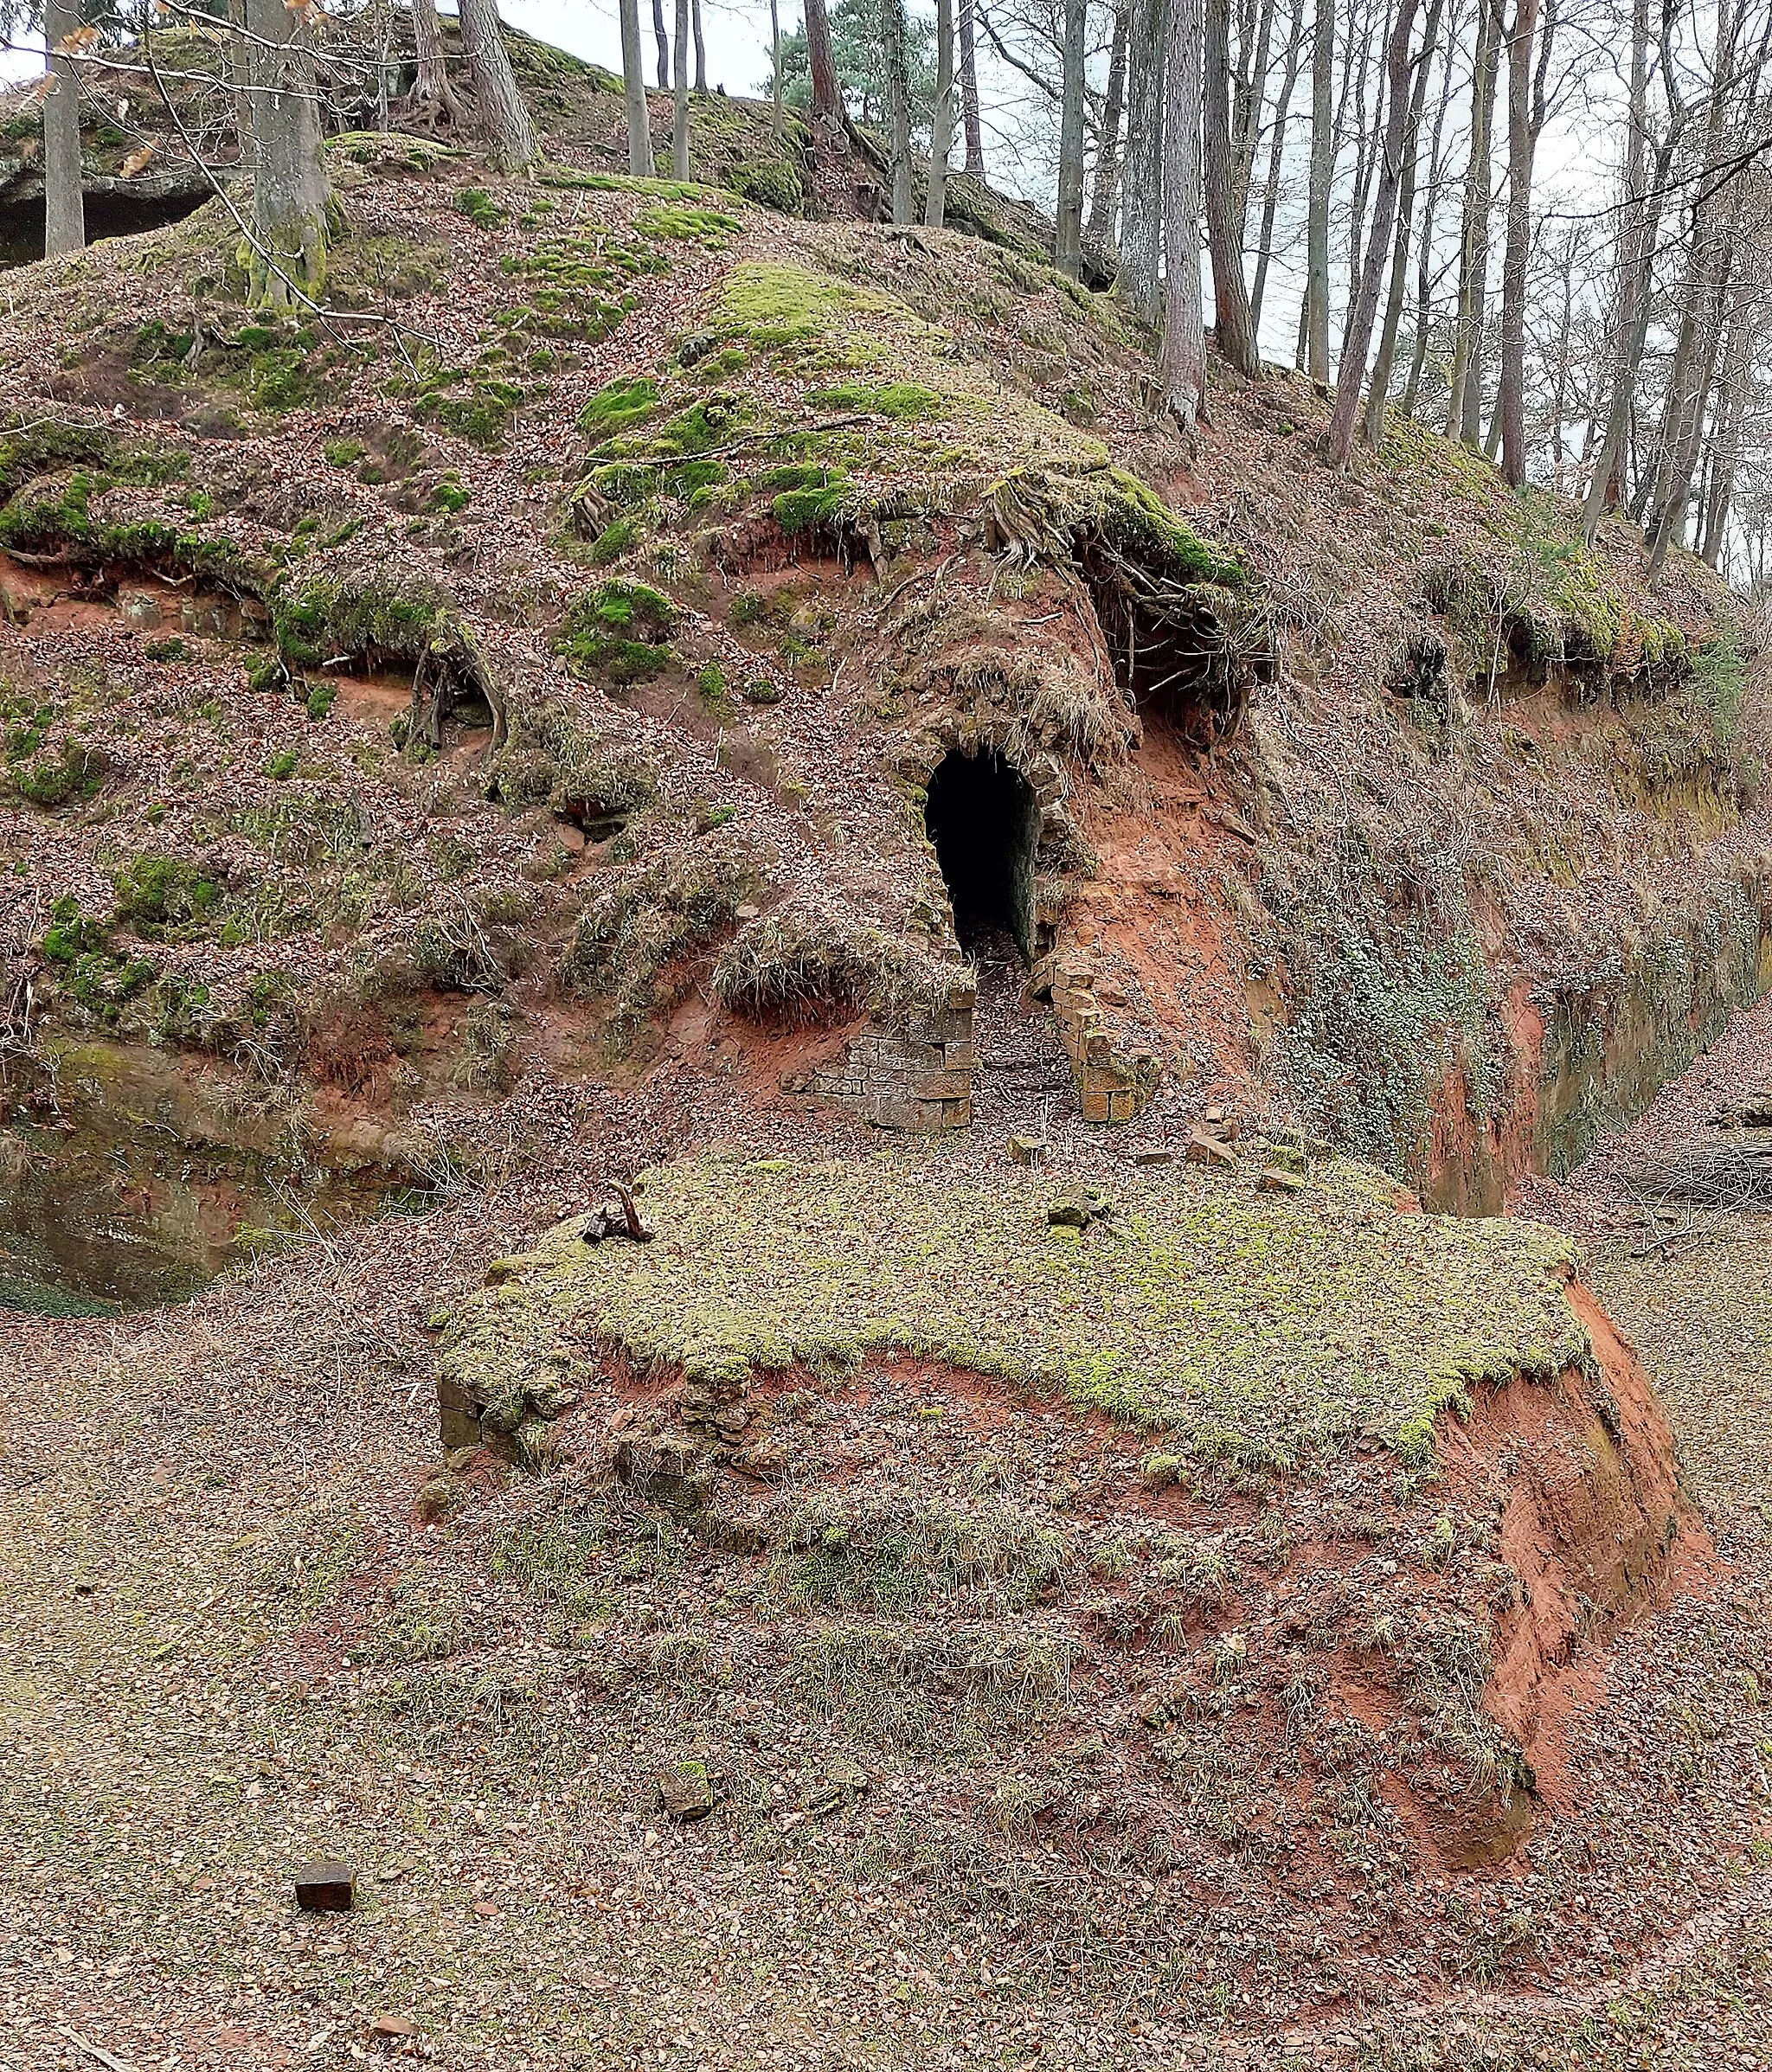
[1077, 538, 1267, 753]
[925, 748, 1040, 963]
[0, 186, 212, 270]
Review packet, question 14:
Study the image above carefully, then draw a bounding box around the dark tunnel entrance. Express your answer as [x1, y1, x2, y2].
[925, 748, 1040, 963]
[0, 187, 211, 270]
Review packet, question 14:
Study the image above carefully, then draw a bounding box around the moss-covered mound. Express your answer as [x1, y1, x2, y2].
[444, 1149, 1586, 1467]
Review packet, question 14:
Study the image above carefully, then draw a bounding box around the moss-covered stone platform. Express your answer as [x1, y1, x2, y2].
[440, 1147, 1589, 1469]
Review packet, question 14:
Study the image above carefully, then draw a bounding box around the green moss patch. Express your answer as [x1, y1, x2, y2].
[556, 579, 677, 682]
[636, 203, 741, 244]
[808, 381, 946, 420]
[579, 375, 661, 439]
[442, 1152, 1588, 1468]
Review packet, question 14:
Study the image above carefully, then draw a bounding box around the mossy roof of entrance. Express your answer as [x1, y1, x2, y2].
[441, 1151, 1588, 1467]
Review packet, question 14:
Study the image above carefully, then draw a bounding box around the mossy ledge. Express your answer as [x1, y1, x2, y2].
[441, 1151, 1588, 1469]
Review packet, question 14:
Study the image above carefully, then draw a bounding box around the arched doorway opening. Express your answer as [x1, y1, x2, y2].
[924, 748, 1040, 962]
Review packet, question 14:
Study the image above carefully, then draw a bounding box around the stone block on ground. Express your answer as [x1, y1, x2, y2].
[293, 1862, 354, 1912]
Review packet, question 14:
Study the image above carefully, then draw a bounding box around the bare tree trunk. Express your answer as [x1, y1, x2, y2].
[227, 0, 256, 176]
[1160, 0, 1206, 430]
[770, 0, 784, 136]
[1547, 228, 1575, 489]
[1342, 0, 1384, 291]
[1364, 0, 1447, 447]
[652, 0, 671, 89]
[1647, 248, 1730, 573]
[1497, 0, 1538, 485]
[886, 0, 914, 223]
[1248, 0, 1305, 343]
[1400, 0, 1461, 417]
[620, 0, 657, 174]
[927, 0, 955, 226]
[43, 0, 85, 258]
[692, 0, 706, 91]
[1304, 0, 1334, 381]
[408, 0, 465, 132]
[1445, 0, 1500, 440]
[1328, 0, 1421, 465]
[459, 0, 538, 172]
[1122, 0, 1167, 326]
[672, 0, 691, 177]
[959, 0, 986, 172]
[1700, 298, 1750, 566]
[805, 0, 842, 122]
[1056, 0, 1088, 275]
[1581, 0, 1675, 536]
[243, 0, 329, 305]
[1086, 0, 1130, 248]
[1230, 0, 1280, 239]
[1644, 0, 1735, 561]
[1204, 0, 1258, 372]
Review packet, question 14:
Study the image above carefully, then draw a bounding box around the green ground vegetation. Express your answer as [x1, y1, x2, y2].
[442, 1151, 1588, 1469]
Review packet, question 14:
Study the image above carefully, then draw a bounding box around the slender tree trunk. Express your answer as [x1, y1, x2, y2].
[886, 0, 914, 222]
[1400, 0, 1461, 417]
[408, 0, 465, 132]
[1230, 0, 1280, 239]
[672, 0, 691, 176]
[1446, 0, 1500, 440]
[43, 0, 85, 258]
[1365, 0, 1446, 447]
[804, 0, 842, 121]
[1328, 0, 1421, 465]
[459, 0, 538, 171]
[1497, 0, 1538, 485]
[1248, 0, 1304, 343]
[652, 0, 671, 89]
[770, 0, 784, 136]
[1700, 300, 1750, 566]
[620, 0, 657, 173]
[227, 0, 256, 176]
[927, 0, 955, 226]
[692, 0, 706, 91]
[1055, 0, 1088, 274]
[1160, 0, 1207, 429]
[1086, 0, 1130, 248]
[1204, 0, 1258, 372]
[1121, 0, 1166, 326]
[1647, 247, 1730, 573]
[1581, 0, 1672, 536]
[1342, 0, 1384, 291]
[959, 0, 986, 172]
[1304, 0, 1335, 380]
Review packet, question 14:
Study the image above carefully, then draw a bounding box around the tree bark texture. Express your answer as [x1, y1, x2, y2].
[805, 0, 843, 122]
[887, 0, 914, 222]
[243, 0, 330, 305]
[1120, 0, 1166, 328]
[959, 0, 986, 171]
[1085, 0, 1129, 248]
[1160, 0, 1206, 430]
[1204, 0, 1258, 372]
[1055, 0, 1088, 275]
[1304, 0, 1334, 381]
[44, 0, 85, 258]
[620, 0, 658, 173]
[927, 0, 955, 227]
[1328, 0, 1420, 465]
[459, 0, 539, 172]
[672, 0, 691, 177]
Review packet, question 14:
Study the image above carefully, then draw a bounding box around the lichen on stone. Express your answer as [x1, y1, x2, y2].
[440, 1151, 1589, 1471]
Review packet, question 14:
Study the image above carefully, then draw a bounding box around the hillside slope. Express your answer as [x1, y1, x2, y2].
[1, 52, 1770, 2072]
[0, 84, 1762, 1279]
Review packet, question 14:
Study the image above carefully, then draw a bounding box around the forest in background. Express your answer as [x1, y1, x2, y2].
[1, 0, 1768, 581]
